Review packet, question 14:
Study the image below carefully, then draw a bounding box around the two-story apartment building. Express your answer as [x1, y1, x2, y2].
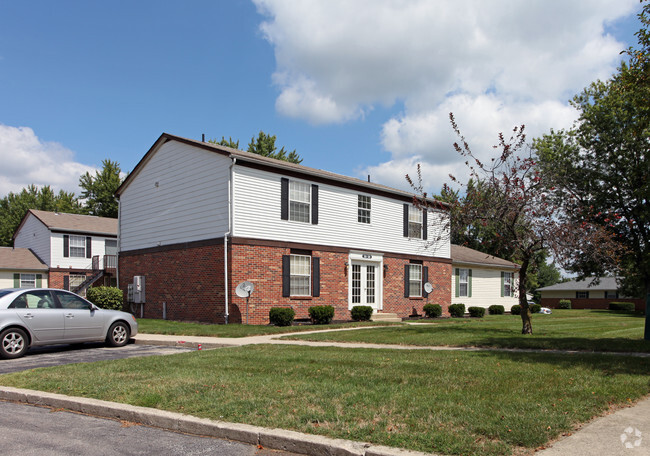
[116, 133, 452, 324]
[13, 210, 118, 294]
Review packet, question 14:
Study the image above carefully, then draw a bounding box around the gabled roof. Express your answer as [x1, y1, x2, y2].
[17, 210, 118, 237]
[0, 247, 48, 271]
[116, 133, 448, 207]
[451, 244, 519, 269]
[537, 277, 619, 292]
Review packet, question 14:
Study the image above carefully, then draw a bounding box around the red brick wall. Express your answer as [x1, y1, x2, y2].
[119, 240, 453, 325]
[542, 297, 646, 312]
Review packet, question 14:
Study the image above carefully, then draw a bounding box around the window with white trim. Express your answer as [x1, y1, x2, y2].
[69, 274, 86, 290]
[358, 195, 371, 224]
[289, 181, 311, 223]
[290, 254, 311, 296]
[409, 264, 422, 297]
[576, 291, 589, 299]
[459, 268, 469, 297]
[69, 235, 86, 258]
[408, 206, 422, 239]
[503, 272, 513, 297]
[20, 273, 36, 288]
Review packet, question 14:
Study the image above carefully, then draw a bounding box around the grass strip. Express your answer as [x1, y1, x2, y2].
[138, 319, 398, 337]
[283, 310, 650, 353]
[1, 345, 649, 455]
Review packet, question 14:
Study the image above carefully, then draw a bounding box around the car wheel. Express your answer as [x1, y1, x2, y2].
[106, 321, 130, 347]
[0, 328, 28, 359]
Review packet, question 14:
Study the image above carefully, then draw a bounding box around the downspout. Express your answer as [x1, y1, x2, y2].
[116, 197, 121, 290]
[224, 156, 237, 324]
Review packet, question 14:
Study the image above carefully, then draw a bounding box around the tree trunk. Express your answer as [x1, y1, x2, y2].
[644, 281, 650, 341]
[519, 257, 533, 334]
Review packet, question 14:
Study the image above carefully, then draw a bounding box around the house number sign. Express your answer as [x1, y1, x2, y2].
[362, 254, 373, 259]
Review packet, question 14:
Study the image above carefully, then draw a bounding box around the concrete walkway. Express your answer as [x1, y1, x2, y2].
[132, 329, 650, 455]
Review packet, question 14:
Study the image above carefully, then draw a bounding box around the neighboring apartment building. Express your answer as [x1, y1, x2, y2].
[538, 277, 645, 311]
[0, 247, 49, 289]
[451, 244, 520, 311]
[116, 133, 452, 324]
[13, 210, 118, 294]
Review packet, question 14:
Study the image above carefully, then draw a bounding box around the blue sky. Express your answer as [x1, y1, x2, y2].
[0, 0, 643, 197]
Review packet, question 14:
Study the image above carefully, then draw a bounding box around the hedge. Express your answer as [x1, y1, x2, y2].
[488, 305, 505, 315]
[350, 305, 373, 321]
[609, 302, 635, 312]
[309, 305, 335, 324]
[423, 304, 442, 318]
[468, 306, 486, 318]
[530, 303, 542, 313]
[448, 303, 466, 318]
[269, 307, 295, 326]
[557, 299, 572, 309]
[86, 286, 123, 310]
[511, 305, 521, 315]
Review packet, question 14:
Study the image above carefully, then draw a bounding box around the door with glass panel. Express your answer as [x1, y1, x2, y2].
[350, 261, 380, 310]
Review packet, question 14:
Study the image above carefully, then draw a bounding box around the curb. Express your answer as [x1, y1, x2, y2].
[0, 386, 436, 456]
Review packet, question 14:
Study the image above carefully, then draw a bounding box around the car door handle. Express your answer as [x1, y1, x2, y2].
[22, 313, 34, 319]
[65, 313, 74, 318]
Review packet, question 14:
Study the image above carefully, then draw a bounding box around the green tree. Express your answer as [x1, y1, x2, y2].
[79, 159, 123, 218]
[247, 131, 303, 164]
[0, 185, 83, 246]
[209, 136, 240, 149]
[534, 3, 650, 301]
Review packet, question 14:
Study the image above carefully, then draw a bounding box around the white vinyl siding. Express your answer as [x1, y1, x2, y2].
[119, 141, 230, 251]
[13, 214, 52, 265]
[233, 166, 450, 259]
[452, 266, 519, 311]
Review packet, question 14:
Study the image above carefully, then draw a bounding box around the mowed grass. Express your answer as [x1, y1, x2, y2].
[138, 319, 398, 337]
[284, 310, 650, 353]
[2, 345, 650, 455]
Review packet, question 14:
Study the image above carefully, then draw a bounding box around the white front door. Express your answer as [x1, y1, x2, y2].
[350, 261, 381, 310]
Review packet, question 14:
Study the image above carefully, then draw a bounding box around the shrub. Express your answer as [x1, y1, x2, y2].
[488, 305, 505, 315]
[423, 304, 442, 318]
[448, 303, 466, 318]
[609, 302, 635, 312]
[468, 306, 486, 318]
[511, 305, 521, 315]
[558, 299, 572, 309]
[530, 303, 542, 314]
[350, 305, 373, 321]
[86, 286, 123, 310]
[309, 305, 335, 324]
[269, 307, 295, 326]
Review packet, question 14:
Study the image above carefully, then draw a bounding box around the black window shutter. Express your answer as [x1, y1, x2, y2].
[312, 257, 320, 297]
[422, 209, 428, 240]
[63, 275, 70, 291]
[403, 204, 409, 237]
[13, 273, 20, 288]
[63, 235, 69, 257]
[86, 236, 92, 258]
[282, 255, 291, 297]
[422, 266, 429, 297]
[311, 184, 319, 225]
[280, 178, 289, 220]
[404, 264, 410, 297]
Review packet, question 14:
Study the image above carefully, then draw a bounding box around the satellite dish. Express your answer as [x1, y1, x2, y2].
[235, 281, 255, 298]
[424, 282, 433, 294]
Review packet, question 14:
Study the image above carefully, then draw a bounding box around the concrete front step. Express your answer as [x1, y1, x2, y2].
[370, 312, 403, 323]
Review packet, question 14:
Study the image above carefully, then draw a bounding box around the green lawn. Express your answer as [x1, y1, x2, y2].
[283, 310, 650, 352]
[137, 318, 399, 337]
[1, 345, 649, 456]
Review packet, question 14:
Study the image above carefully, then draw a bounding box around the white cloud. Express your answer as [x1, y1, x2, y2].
[254, 0, 639, 188]
[0, 124, 97, 197]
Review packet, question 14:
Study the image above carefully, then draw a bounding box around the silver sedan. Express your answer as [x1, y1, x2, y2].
[0, 288, 138, 359]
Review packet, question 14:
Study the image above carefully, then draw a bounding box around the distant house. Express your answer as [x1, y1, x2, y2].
[0, 247, 49, 289]
[13, 210, 118, 294]
[451, 245, 520, 311]
[538, 277, 644, 311]
[116, 133, 452, 324]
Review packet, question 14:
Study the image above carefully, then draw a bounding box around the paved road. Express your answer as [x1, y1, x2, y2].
[0, 400, 298, 456]
[0, 342, 193, 374]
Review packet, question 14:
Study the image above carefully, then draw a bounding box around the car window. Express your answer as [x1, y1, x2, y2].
[0, 290, 14, 299]
[54, 291, 91, 310]
[11, 290, 56, 309]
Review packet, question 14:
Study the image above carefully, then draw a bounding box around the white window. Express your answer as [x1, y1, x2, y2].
[289, 181, 311, 223]
[358, 195, 371, 224]
[69, 274, 86, 290]
[409, 264, 422, 297]
[459, 268, 469, 297]
[20, 273, 36, 288]
[69, 235, 86, 258]
[408, 206, 422, 239]
[290, 255, 311, 296]
[503, 272, 512, 297]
